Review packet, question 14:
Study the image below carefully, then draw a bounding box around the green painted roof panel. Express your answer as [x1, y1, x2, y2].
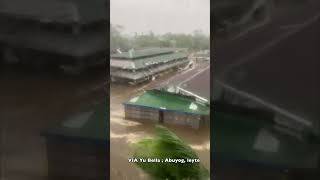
[111, 48, 175, 59]
[124, 90, 209, 115]
[132, 52, 187, 69]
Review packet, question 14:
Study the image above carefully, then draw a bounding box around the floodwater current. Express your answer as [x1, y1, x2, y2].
[110, 65, 210, 180]
[0, 64, 210, 180]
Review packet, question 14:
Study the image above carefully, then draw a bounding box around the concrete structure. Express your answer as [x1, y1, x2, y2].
[124, 89, 209, 129]
[127, 56, 211, 129]
[111, 48, 189, 84]
[191, 50, 210, 63]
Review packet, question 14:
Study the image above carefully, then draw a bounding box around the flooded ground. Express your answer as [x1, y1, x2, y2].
[110, 63, 210, 180]
[0, 62, 210, 180]
[0, 65, 107, 180]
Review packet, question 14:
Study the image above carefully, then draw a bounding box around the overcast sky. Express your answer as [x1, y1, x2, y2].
[111, 0, 210, 35]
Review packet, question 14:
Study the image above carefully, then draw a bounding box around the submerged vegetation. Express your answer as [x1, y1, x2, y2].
[132, 125, 209, 180]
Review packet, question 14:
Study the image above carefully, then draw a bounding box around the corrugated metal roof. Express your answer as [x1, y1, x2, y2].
[0, 0, 106, 24]
[111, 52, 187, 70]
[124, 90, 209, 115]
[111, 48, 175, 59]
[178, 66, 210, 102]
[151, 62, 210, 102]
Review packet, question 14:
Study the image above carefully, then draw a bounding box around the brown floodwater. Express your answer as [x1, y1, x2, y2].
[110, 64, 210, 180]
[0, 63, 210, 180]
[0, 65, 107, 180]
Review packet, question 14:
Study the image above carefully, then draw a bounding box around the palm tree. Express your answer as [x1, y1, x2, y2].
[132, 125, 209, 180]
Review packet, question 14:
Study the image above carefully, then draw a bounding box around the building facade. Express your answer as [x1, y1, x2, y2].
[111, 48, 189, 84]
[124, 89, 209, 129]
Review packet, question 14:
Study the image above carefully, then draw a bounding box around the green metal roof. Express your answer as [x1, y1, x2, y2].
[111, 48, 175, 59]
[111, 52, 188, 70]
[43, 102, 108, 142]
[133, 52, 187, 69]
[124, 90, 210, 116]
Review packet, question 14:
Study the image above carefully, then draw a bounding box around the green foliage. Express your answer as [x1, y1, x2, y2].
[132, 125, 209, 180]
[110, 24, 131, 51]
[110, 24, 209, 52]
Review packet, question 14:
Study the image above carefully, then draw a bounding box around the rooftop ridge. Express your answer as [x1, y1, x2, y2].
[111, 48, 175, 59]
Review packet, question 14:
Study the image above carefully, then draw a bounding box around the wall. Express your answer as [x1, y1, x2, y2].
[124, 105, 159, 123]
[163, 111, 202, 129]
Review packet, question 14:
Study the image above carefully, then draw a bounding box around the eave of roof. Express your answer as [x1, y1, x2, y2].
[111, 52, 188, 70]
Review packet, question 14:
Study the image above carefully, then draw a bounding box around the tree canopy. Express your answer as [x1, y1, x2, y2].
[110, 24, 210, 52]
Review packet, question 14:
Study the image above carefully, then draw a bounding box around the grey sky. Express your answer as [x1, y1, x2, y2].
[111, 0, 210, 35]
